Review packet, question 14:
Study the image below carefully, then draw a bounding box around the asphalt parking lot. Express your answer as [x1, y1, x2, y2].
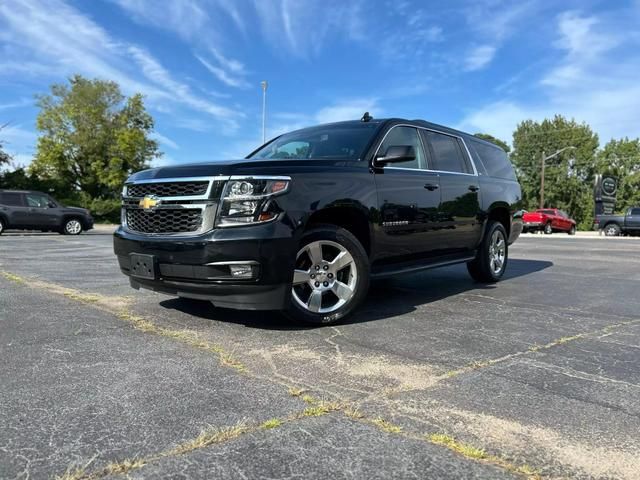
[1, 230, 639, 480]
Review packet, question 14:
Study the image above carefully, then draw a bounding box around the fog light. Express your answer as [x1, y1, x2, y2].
[229, 264, 255, 278]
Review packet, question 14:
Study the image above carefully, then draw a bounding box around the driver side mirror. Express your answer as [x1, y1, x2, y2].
[376, 145, 416, 165]
[48, 202, 57, 208]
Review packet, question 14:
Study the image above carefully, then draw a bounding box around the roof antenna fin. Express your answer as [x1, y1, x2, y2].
[361, 112, 373, 122]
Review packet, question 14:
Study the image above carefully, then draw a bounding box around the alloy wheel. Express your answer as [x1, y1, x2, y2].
[605, 225, 619, 236]
[489, 230, 506, 275]
[291, 240, 358, 314]
[65, 220, 82, 234]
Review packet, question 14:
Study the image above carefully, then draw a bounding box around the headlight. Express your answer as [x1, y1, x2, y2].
[217, 176, 290, 227]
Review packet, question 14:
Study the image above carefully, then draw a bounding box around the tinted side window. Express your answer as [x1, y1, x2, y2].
[630, 208, 640, 216]
[26, 193, 50, 208]
[423, 131, 471, 174]
[0, 192, 24, 206]
[469, 139, 516, 180]
[378, 126, 426, 170]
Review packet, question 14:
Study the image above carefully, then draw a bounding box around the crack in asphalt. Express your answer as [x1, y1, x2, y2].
[3, 269, 638, 479]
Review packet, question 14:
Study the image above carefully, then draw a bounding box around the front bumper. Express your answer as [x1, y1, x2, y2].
[113, 222, 297, 310]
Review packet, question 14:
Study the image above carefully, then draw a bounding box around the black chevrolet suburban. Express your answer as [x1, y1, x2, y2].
[114, 117, 523, 324]
[0, 189, 93, 235]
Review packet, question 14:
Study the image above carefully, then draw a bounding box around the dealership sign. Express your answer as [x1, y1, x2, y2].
[594, 174, 617, 215]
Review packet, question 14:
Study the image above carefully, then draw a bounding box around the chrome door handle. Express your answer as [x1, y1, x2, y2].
[424, 183, 439, 191]
[468, 185, 479, 192]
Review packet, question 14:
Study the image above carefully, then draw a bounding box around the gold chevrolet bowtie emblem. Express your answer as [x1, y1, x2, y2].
[139, 195, 160, 210]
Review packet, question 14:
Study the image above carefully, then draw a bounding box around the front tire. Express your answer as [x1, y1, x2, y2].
[467, 221, 508, 283]
[568, 225, 576, 235]
[604, 223, 621, 237]
[0, 217, 5, 235]
[284, 225, 370, 326]
[62, 218, 83, 235]
[543, 222, 553, 235]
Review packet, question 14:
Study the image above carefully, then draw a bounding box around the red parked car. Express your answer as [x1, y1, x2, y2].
[523, 208, 576, 235]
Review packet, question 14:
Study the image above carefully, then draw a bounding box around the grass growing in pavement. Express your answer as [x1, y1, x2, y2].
[261, 418, 283, 429]
[426, 433, 541, 479]
[8, 267, 545, 480]
[371, 417, 403, 434]
[528, 334, 585, 352]
[428, 433, 486, 459]
[0, 271, 27, 284]
[288, 387, 306, 397]
[169, 424, 249, 456]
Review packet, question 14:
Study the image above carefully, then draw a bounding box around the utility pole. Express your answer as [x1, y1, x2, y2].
[539, 146, 577, 209]
[540, 150, 545, 209]
[261, 81, 268, 144]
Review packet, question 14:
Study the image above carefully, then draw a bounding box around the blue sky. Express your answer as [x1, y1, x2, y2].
[1, 0, 639, 168]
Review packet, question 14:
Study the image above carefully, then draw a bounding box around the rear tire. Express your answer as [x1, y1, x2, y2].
[543, 222, 553, 235]
[284, 225, 369, 326]
[467, 221, 508, 283]
[0, 217, 5, 235]
[604, 223, 621, 237]
[62, 218, 83, 235]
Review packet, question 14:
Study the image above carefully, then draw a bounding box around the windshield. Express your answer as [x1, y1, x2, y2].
[248, 123, 380, 160]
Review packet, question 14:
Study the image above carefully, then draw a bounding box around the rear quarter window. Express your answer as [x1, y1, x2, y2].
[0, 192, 24, 206]
[468, 139, 516, 181]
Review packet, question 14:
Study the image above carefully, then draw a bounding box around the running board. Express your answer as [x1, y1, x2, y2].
[370, 255, 476, 280]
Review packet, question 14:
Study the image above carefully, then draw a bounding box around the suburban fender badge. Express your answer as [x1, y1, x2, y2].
[139, 195, 161, 211]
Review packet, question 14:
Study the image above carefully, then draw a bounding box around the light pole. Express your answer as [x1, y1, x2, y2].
[261, 81, 268, 144]
[540, 146, 576, 209]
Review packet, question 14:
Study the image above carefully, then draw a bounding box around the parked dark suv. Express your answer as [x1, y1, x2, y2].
[114, 117, 523, 324]
[0, 190, 93, 235]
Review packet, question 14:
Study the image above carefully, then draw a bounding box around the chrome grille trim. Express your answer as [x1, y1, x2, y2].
[126, 181, 208, 198]
[121, 176, 229, 236]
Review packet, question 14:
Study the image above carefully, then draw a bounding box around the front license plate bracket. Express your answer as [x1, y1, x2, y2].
[130, 253, 156, 279]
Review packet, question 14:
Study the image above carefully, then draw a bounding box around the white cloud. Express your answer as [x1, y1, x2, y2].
[265, 98, 382, 140]
[461, 1, 537, 72]
[0, 0, 241, 128]
[0, 125, 38, 146]
[464, 45, 497, 72]
[315, 99, 381, 124]
[195, 54, 250, 89]
[458, 10, 640, 144]
[0, 125, 38, 168]
[127, 46, 240, 126]
[112, 0, 250, 90]
[0, 98, 33, 111]
[151, 132, 179, 150]
[542, 11, 620, 88]
[150, 154, 177, 168]
[251, 0, 366, 58]
[111, 0, 210, 41]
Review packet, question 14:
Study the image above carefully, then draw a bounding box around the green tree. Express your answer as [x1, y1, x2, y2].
[511, 115, 599, 230]
[594, 138, 640, 213]
[473, 133, 510, 153]
[31, 75, 160, 200]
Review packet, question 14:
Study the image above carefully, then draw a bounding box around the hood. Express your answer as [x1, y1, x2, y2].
[126, 158, 362, 182]
[64, 206, 90, 215]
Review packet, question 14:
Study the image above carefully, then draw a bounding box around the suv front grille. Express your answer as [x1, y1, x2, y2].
[126, 181, 209, 198]
[126, 208, 202, 234]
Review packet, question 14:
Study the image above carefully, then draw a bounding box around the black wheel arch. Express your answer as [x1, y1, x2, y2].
[480, 202, 511, 240]
[304, 204, 372, 257]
